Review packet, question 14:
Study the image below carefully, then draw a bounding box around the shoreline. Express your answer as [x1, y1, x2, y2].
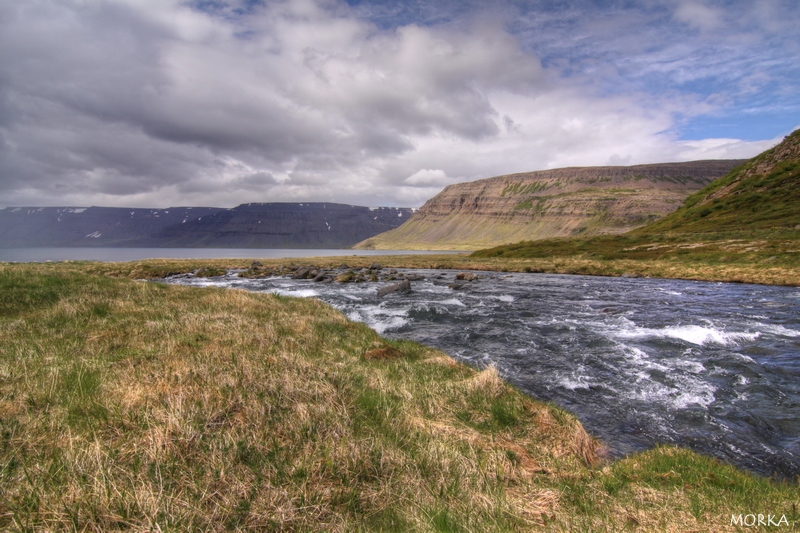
[44, 253, 800, 287]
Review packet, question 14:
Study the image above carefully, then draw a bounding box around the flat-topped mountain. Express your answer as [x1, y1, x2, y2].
[0, 203, 413, 249]
[355, 160, 745, 250]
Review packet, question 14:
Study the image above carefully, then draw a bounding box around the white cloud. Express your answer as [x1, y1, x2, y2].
[674, 2, 724, 32]
[404, 169, 450, 186]
[670, 136, 782, 161]
[0, 0, 792, 209]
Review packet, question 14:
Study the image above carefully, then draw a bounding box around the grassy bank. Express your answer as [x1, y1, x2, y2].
[469, 230, 800, 286]
[1, 262, 798, 531]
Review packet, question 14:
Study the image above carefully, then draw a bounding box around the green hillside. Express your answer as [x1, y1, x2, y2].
[636, 129, 800, 234]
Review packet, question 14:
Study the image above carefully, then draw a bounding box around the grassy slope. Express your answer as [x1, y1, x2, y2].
[637, 130, 800, 234]
[1, 262, 798, 532]
[468, 230, 800, 285]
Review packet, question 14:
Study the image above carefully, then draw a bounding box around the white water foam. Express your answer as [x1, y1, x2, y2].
[673, 359, 706, 374]
[757, 323, 800, 337]
[623, 369, 716, 409]
[347, 305, 409, 334]
[182, 279, 219, 287]
[616, 323, 760, 346]
[731, 353, 757, 364]
[558, 372, 594, 390]
[671, 385, 716, 409]
[343, 294, 363, 301]
[620, 346, 671, 372]
[439, 298, 466, 307]
[657, 288, 683, 296]
[603, 342, 717, 409]
[418, 284, 453, 295]
[272, 288, 319, 298]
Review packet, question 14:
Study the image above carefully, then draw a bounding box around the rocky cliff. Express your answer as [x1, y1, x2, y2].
[355, 160, 745, 250]
[0, 203, 412, 249]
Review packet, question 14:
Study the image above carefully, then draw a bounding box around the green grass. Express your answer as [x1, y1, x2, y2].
[501, 181, 550, 197]
[634, 129, 800, 235]
[1, 262, 798, 531]
[471, 236, 800, 285]
[0, 263, 592, 531]
[642, 166, 800, 235]
[47, 247, 800, 287]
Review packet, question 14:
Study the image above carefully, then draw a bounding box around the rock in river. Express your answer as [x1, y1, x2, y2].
[377, 279, 411, 297]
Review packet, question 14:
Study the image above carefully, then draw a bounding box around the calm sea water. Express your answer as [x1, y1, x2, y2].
[0, 247, 461, 263]
[166, 268, 800, 479]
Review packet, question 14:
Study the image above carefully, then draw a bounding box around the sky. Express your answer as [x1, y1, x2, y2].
[1, 0, 798, 208]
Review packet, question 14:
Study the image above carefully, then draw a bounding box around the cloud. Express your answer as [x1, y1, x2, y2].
[404, 169, 450, 187]
[0, 0, 795, 209]
[673, 1, 724, 32]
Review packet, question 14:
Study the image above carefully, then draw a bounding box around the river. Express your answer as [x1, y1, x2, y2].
[164, 268, 800, 479]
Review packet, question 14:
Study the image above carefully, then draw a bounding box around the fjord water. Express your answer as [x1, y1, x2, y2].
[165, 270, 800, 478]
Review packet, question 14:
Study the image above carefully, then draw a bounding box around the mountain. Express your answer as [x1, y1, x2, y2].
[149, 203, 413, 248]
[0, 203, 413, 249]
[354, 160, 745, 250]
[0, 206, 224, 248]
[633, 129, 800, 235]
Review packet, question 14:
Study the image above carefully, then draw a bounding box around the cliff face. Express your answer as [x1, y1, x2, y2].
[355, 160, 745, 250]
[0, 203, 413, 248]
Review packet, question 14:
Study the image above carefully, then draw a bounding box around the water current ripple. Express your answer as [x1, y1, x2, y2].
[164, 269, 800, 478]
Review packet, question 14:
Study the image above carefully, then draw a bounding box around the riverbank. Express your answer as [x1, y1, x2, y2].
[472, 231, 800, 287]
[1, 262, 798, 531]
[66, 245, 800, 287]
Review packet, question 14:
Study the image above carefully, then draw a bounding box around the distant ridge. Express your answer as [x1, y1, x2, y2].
[355, 160, 745, 250]
[150, 203, 413, 248]
[0, 206, 224, 248]
[0, 203, 413, 249]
